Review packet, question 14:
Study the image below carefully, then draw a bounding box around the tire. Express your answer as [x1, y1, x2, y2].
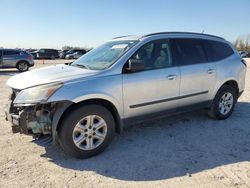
[58, 104, 115, 159]
[51, 55, 55, 60]
[208, 85, 237, 120]
[17, 61, 29, 72]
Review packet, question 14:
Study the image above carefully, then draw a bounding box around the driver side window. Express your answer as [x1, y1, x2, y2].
[131, 39, 172, 70]
[40, 49, 45, 53]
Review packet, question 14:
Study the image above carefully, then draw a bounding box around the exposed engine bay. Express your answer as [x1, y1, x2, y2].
[5, 89, 72, 139]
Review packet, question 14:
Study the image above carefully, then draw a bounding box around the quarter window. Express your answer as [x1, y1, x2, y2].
[202, 40, 234, 61]
[171, 39, 207, 66]
[130, 40, 172, 70]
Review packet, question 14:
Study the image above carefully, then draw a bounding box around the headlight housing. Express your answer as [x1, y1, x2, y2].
[13, 82, 63, 104]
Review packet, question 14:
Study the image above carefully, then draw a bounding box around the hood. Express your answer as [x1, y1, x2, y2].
[6, 64, 98, 90]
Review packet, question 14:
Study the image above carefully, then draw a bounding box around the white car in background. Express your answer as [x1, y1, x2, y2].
[65, 51, 85, 59]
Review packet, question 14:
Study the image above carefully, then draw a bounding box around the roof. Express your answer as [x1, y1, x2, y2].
[111, 35, 140, 41]
[142, 32, 225, 40]
[0, 48, 21, 51]
[112, 32, 225, 41]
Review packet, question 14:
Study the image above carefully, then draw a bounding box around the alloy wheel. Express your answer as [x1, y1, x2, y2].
[18, 62, 28, 71]
[219, 92, 234, 115]
[72, 115, 107, 150]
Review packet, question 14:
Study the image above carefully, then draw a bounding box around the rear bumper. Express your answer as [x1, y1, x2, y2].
[29, 60, 35, 67]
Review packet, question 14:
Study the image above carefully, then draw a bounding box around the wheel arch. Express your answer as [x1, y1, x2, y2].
[16, 60, 30, 67]
[55, 98, 124, 137]
[216, 79, 239, 98]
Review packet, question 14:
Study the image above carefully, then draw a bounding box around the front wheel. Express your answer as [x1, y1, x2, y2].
[58, 104, 115, 158]
[208, 85, 237, 120]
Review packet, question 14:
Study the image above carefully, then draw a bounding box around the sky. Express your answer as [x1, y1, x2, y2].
[0, 0, 249, 49]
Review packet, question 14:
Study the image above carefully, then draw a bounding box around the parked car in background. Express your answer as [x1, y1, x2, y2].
[25, 49, 37, 53]
[61, 49, 86, 59]
[65, 50, 86, 59]
[31, 49, 59, 59]
[239, 51, 250, 58]
[5, 32, 246, 158]
[59, 49, 70, 59]
[0, 49, 34, 71]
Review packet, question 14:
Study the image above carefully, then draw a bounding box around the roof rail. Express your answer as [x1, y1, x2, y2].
[112, 35, 135, 39]
[142, 32, 225, 40]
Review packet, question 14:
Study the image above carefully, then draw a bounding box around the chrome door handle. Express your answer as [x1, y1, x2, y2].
[207, 69, 215, 74]
[167, 75, 177, 80]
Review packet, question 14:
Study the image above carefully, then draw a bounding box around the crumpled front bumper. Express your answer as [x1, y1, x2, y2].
[4, 99, 53, 136]
[4, 102, 29, 134]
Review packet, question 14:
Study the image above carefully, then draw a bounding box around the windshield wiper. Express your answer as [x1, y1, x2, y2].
[72, 64, 90, 70]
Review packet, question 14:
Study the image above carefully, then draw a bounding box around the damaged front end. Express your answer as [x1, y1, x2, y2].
[5, 89, 55, 136]
[5, 82, 72, 139]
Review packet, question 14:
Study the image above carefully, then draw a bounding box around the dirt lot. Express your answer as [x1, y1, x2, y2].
[0, 59, 250, 188]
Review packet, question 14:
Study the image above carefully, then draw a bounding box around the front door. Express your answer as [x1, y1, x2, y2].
[38, 49, 45, 59]
[122, 39, 180, 119]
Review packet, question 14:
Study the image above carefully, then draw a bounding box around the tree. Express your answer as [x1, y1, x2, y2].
[61, 45, 92, 51]
[234, 34, 250, 52]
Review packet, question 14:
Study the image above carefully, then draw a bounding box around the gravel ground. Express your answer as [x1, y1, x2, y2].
[0, 59, 250, 188]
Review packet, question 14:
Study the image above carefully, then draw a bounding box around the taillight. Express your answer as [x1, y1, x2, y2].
[241, 59, 247, 67]
[27, 55, 33, 60]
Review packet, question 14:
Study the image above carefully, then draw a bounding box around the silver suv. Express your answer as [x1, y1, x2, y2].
[5, 32, 247, 158]
[0, 49, 34, 71]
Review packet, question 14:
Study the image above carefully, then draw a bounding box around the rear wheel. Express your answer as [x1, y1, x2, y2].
[208, 85, 237, 120]
[58, 104, 115, 158]
[51, 55, 55, 60]
[17, 61, 29, 72]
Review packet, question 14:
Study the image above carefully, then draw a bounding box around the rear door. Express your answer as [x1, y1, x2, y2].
[171, 38, 217, 107]
[53, 50, 59, 57]
[122, 39, 181, 119]
[45, 49, 51, 58]
[2, 50, 20, 68]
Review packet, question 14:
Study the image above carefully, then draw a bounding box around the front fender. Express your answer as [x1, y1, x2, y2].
[72, 93, 123, 116]
[48, 75, 123, 118]
[47, 75, 124, 140]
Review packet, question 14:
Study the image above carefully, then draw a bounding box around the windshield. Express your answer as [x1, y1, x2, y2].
[71, 40, 138, 70]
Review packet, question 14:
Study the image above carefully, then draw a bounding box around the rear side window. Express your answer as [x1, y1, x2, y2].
[20, 51, 30, 55]
[171, 39, 207, 66]
[3, 50, 20, 56]
[202, 40, 234, 61]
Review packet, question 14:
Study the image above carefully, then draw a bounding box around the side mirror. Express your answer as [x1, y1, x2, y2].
[127, 59, 144, 72]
